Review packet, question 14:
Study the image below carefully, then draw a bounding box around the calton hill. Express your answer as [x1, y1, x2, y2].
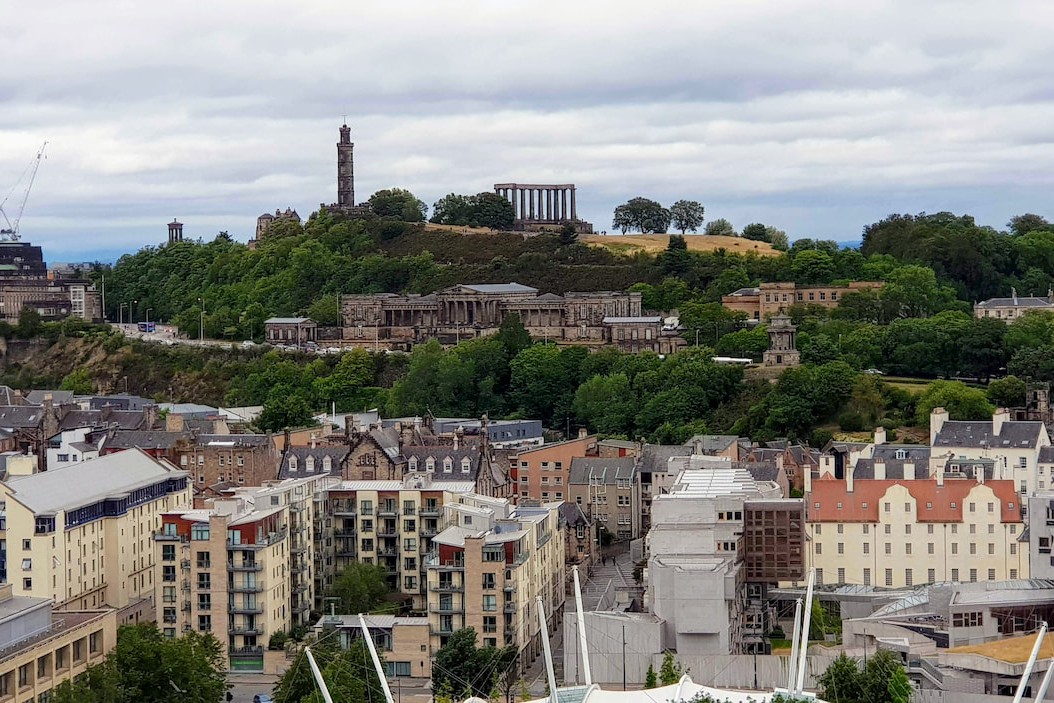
[3, 193, 1054, 447]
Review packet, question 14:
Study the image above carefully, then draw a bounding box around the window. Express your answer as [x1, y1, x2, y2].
[951, 543, 958, 555]
[885, 569, 893, 586]
[482, 573, 496, 589]
[905, 544, 912, 555]
[443, 458, 453, 473]
[21, 558, 31, 570]
[306, 456, 315, 472]
[988, 543, 995, 555]
[22, 577, 31, 590]
[483, 616, 497, 633]
[482, 595, 497, 612]
[837, 542, 844, 554]
[905, 569, 913, 586]
[884, 502, 890, 513]
[905, 524, 911, 535]
[197, 552, 211, 568]
[988, 569, 996, 581]
[1011, 569, 1019, 579]
[837, 524, 844, 534]
[969, 543, 977, 555]
[22, 539, 30, 550]
[988, 524, 995, 534]
[927, 524, 934, 534]
[884, 543, 891, 555]
[952, 612, 983, 628]
[905, 502, 911, 513]
[837, 567, 845, 583]
[815, 543, 822, 555]
[18, 663, 30, 688]
[863, 543, 869, 554]
[928, 568, 935, 583]
[197, 593, 211, 610]
[884, 524, 891, 534]
[162, 544, 175, 561]
[198, 615, 211, 632]
[197, 573, 211, 589]
[863, 568, 871, 586]
[969, 568, 977, 582]
[1011, 543, 1018, 555]
[191, 524, 210, 541]
[952, 568, 959, 582]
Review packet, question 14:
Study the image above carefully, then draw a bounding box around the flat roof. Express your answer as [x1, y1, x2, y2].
[947, 633, 1054, 663]
[5, 450, 184, 515]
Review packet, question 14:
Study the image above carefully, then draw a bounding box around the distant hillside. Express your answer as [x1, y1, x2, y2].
[583, 233, 780, 257]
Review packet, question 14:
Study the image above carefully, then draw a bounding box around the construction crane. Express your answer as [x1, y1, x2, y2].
[0, 141, 48, 241]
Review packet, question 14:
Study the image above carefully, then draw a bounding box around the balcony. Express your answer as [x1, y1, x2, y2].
[226, 528, 288, 550]
[377, 528, 398, 538]
[503, 581, 517, 592]
[504, 602, 517, 613]
[333, 528, 356, 537]
[430, 604, 463, 614]
[230, 582, 265, 593]
[163, 615, 177, 624]
[332, 504, 356, 517]
[294, 583, 308, 593]
[181, 603, 191, 612]
[431, 583, 463, 593]
[180, 580, 190, 591]
[230, 604, 264, 615]
[196, 561, 212, 569]
[229, 645, 265, 657]
[292, 545, 307, 554]
[335, 548, 357, 558]
[180, 559, 190, 569]
[421, 528, 438, 538]
[379, 548, 398, 557]
[228, 561, 262, 572]
[229, 625, 264, 636]
[378, 507, 398, 517]
[294, 600, 311, 613]
[291, 561, 308, 574]
[420, 506, 441, 517]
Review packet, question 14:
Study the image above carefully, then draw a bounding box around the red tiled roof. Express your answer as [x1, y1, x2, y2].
[808, 476, 1022, 523]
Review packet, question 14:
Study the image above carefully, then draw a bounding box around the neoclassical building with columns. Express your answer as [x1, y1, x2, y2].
[340, 283, 684, 354]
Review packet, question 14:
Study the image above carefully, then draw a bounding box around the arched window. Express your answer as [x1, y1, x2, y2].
[408, 457, 418, 471]
[461, 458, 471, 473]
[322, 456, 332, 472]
[425, 457, 435, 472]
[305, 456, 315, 473]
[288, 455, 298, 471]
[443, 457, 453, 473]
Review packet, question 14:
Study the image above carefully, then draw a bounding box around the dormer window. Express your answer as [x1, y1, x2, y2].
[443, 457, 453, 473]
[425, 457, 435, 472]
[461, 458, 471, 473]
[408, 457, 418, 471]
[895, 449, 907, 460]
[322, 456, 332, 472]
[289, 456, 298, 471]
[305, 456, 315, 472]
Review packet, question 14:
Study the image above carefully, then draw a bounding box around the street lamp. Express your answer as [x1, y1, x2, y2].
[197, 297, 205, 341]
[130, 300, 138, 324]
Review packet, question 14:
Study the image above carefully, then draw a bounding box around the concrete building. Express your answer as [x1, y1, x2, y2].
[974, 288, 1054, 321]
[721, 281, 883, 321]
[567, 457, 642, 542]
[513, 434, 598, 502]
[0, 449, 191, 619]
[311, 614, 433, 679]
[155, 478, 319, 672]
[320, 472, 476, 610]
[646, 466, 795, 655]
[0, 583, 117, 701]
[806, 463, 1028, 587]
[340, 284, 684, 353]
[425, 496, 565, 673]
[1027, 492, 1054, 579]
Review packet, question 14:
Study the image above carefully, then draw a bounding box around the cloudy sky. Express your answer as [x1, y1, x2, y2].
[3, 0, 1054, 261]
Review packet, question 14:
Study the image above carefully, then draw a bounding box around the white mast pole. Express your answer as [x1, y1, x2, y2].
[1014, 622, 1048, 703]
[305, 646, 336, 703]
[360, 613, 396, 703]
[786, 598, 803, 692]
[1034, 657, 1054, 703]
[794, 569, 816, 694]
[572, 565, 593, 685]
[538, 596, 560, 703]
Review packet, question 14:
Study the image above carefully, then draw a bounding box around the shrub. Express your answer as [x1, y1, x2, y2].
[838, 411, 865, 432]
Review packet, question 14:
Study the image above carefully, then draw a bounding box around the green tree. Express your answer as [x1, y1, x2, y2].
[329, 561, 390, 614]
[573, 373, 635, 436]
[306, 294, 341, 326]
[741, 222, 769, 242]
[611, 197, 671, 233]
[791, 250, 835, 284]
[915, 380, 995, 426]
[275, 638, 386, 703]
[658, 651, 683, 685]
[861, 650, 905, 703]
[51, 623, 227, 703]
[667, 234, 687, 251]
[988, 375, 1027, 408]
[1008, 213, 1050, 236]
[767, 226, 790, 251]
[888, 665, 912, 703]
[60, 368, 94, 394]
[559, 222, 579, 246]
[433, 628, 517, 700]
[645, 664, 658, 689]
[669, 200, 705, 234]
[959, 317, 1008, 380]
[703, 218, 735, 236]
[817, 653, 863, 703]
[257, 385, 314, 431]
[16, 306, 42, 338]
[367, 188, 427, 221]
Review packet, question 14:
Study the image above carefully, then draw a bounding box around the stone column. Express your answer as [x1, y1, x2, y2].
[529, 189, 535, 220]
[518, 188, 525, 221]
[561, 189, 568, 221]
[571, 186, 577, 221]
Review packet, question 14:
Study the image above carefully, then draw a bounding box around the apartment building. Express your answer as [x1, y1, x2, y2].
[0, 449, 191, 619]
[513, 434, 597, 501]
[974, 289, 1054, 321]
[425, 496, 565, 673]
[646, 466, 795, 655]
[0, 583, 116, 701]
[320, 472, 476, 610]
[172, 434, 280, 497]
[155, 491, 292, 672]
[312, 614, 433, 678]
[721, 281, 883, 320]
[806, 466, 1028, 588]
[567, 457, 642, 541]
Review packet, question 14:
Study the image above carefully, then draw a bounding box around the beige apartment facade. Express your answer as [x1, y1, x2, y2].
[808, 474, 1028, 589]
[156, 498, 290, 672]
[0, 584, 117, 702]
[322, 475, 476, 611]
[0, 450, 191, 619]
[425, 497, 565, 674]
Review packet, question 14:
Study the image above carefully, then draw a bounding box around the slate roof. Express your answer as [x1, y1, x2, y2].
[0, 387, 22, 406]
[109, 410, 150, 430]
[558, 502, 589, 527]
[852, 460, 926, 480]
[197, 434, 271, 448]
[57, 410, 103, 431]
[280, 446, 348, 479]
[535, 293, 564, 302]
[460, 283, 537, 295]
[265, 317, 314, 324]
[369, 427, 402, 461]
[0, 406, 45, 429]
[738, 462, 781, 484]
[637, 444, 693, 475]
[403, 446, 480, 480]
[5, 449, 185, 514]
[871, 445, 931, 462]
[568, 457, 637, 484]
[26, 390, 74, 405]
[1039, 446, 1054, 464]
[105, 430, 188, 450]
[933, 420, 1044, 449]
[685, 435, 741, 454]
[976, 296, 1053, 308]
[728, 287, 761, 296]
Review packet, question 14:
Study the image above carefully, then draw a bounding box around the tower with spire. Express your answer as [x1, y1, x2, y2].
[337, 123, 355, 208]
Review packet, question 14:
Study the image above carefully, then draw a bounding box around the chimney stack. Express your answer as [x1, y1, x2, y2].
[578, 427, 588, 440]
[846, 464, 854, 493]
[930, 407, 949, 446]
[874, 426, 886, 446]
[993, 408, 1009, 438]
[874, 461, 886, 481]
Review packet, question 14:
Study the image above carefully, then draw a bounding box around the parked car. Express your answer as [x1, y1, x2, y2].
[864, 368, 885, 375]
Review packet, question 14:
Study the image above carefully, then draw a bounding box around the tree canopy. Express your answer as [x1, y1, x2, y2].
[612, 197, 671, 234]
[433, 628, 518, 700]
